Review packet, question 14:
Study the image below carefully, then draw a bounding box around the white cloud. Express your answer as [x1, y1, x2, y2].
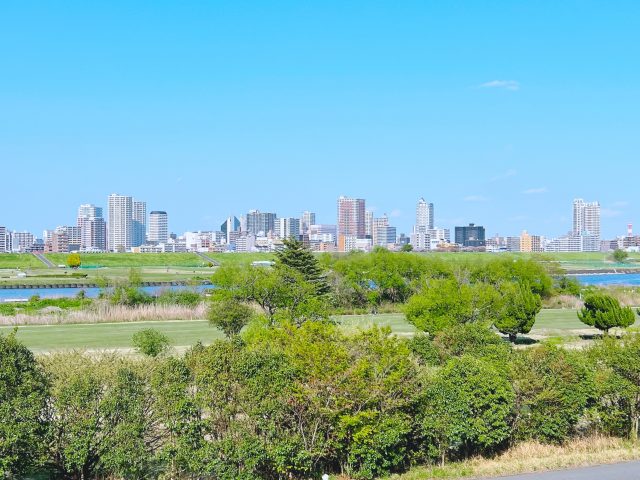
[479, 80, 520, 91]
[522, 187, 548, 195]
[463, 195, 487, 202]
[491, 169, 517, 182]
[388, 209, 402, 218]
[612, 201, 629, 208]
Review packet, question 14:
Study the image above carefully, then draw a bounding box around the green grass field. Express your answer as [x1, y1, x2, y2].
[0, 309, 604, 353]
[0, 253, 47, 269]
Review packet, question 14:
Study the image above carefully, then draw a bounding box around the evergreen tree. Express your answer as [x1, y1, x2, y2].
[275, 237, 330, 295]
[578, 293, 636, 335]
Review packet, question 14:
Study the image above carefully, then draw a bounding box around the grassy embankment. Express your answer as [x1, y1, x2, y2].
[0, 252, 275, 285]
[389, 436, 640, 480]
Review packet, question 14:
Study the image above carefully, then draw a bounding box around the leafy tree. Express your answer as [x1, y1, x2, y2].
[494, 282, 542, 343]
[421, 355, 514, 465]
[44, 354, 157, 479]
[400, 243, 413, 252]
[613, 249, 629, 263]
[578, 293, 636, 335]
[67, 253, 81, 269]
[0, 331, 49, 477]
[405, 278, 501, 335]
[207, 299, 254, 338]
[275, 237, 330, 295]
[132, 328, 171, 357]
[212, 264, 329, 326]
[511, 345, 594, 443]
[589, 335, 640, 440]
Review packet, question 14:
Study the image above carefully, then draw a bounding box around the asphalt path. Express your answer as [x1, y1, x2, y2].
[494, 461, 640, 479]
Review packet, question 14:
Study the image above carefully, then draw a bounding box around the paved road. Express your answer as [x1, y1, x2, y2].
[496, 461, 640, 479]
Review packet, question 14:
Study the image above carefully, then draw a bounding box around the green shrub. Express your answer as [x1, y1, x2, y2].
[132, 329, 170, 357]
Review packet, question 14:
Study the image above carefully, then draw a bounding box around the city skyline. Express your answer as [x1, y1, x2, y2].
[1, 3, 639, 239]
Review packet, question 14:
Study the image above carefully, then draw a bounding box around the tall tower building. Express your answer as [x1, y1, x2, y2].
[364, 210, 374, 238]
[276, 217, 301, 239]
[415, 198, 434, 232]
[572, 198, 601, 240]
[0, 226, 9, 253]
[133, 200, 147, 247]
[108, 194, 133, 252]
[149, 211, 168, 244]
[337, 197, 366, 237]
[220, 216, 241, 244]
[77, 204, 106, 251]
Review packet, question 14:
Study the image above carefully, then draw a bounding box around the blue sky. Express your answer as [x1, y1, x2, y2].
[1, 1, 638, 238]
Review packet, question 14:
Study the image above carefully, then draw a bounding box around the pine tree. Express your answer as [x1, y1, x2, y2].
[275, 237, 330, 295]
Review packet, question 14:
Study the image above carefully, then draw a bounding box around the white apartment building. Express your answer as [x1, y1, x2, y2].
[415, 197, 434, 233]
[108, 194, 133, 252]
[573, 199, 601, 241]
[148, 211, 168, 244]
[275, 217, 301, 239]
[0, 226, 9, 253]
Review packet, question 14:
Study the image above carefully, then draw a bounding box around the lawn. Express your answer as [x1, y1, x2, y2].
[0, 309, 602, 353]
[0, 253, 47, 269]
[45, 252, 207, 268]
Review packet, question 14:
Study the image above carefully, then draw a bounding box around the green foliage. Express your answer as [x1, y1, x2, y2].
[578, 293, 636, 334]
[469, 257, 554, 298]
[421, 355, 514, 464]
[433, 322, 511, 365]
[511, 345, 594, 443]
[405, 278, 500, 335]
[207, 299, 255, 338]
[155, 288, 203, 307]
[613, 249, 629, 263]
[66, 253, 81, 268]
[132, 328, 171, 357]
[0, 296, 92, 316]
[275, 237, 330, 295]
[401, 243, 414, 252]
[0, 331, 49, 477]
[554, 275, 582, 296]
[43, 354, 157, 478]
[588, 335, 640, 440]
[494, 282, 542, 343]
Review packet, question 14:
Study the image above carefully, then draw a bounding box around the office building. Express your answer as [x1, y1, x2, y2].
[246, 210, 277, 236]
[337, 196, 366, 251]
[220, 216, 241, 244]
[133, 200, 147, 247]
[415, 198, 434, 232]
[455, 223, 486, 248]
[108, 194, 133, 252]
[300, 211, 316, 234]
[149, 211, 169, 244]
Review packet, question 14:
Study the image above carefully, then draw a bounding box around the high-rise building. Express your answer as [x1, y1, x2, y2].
[337, 196, 366, 251]
[455, 223, 486, 247]
[0, 226, 9, 253]
[246, 210, 277, 236]
[11, 231, 35, 252]
[148, 211, 168, 244]
[276, 217, 301, 239]
[133, 200, 147, 247]
[77, 204, 106, 252]
[108, 194, 133, 252]
[300, 211, 316, 234]
[415, 198, 434, 233]
[364, 210, 374, 238]
[573, 198, 601, 244]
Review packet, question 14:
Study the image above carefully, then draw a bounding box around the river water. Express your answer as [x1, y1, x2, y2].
[0, 285, 214, 302]
[574, 273, 640, 287]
